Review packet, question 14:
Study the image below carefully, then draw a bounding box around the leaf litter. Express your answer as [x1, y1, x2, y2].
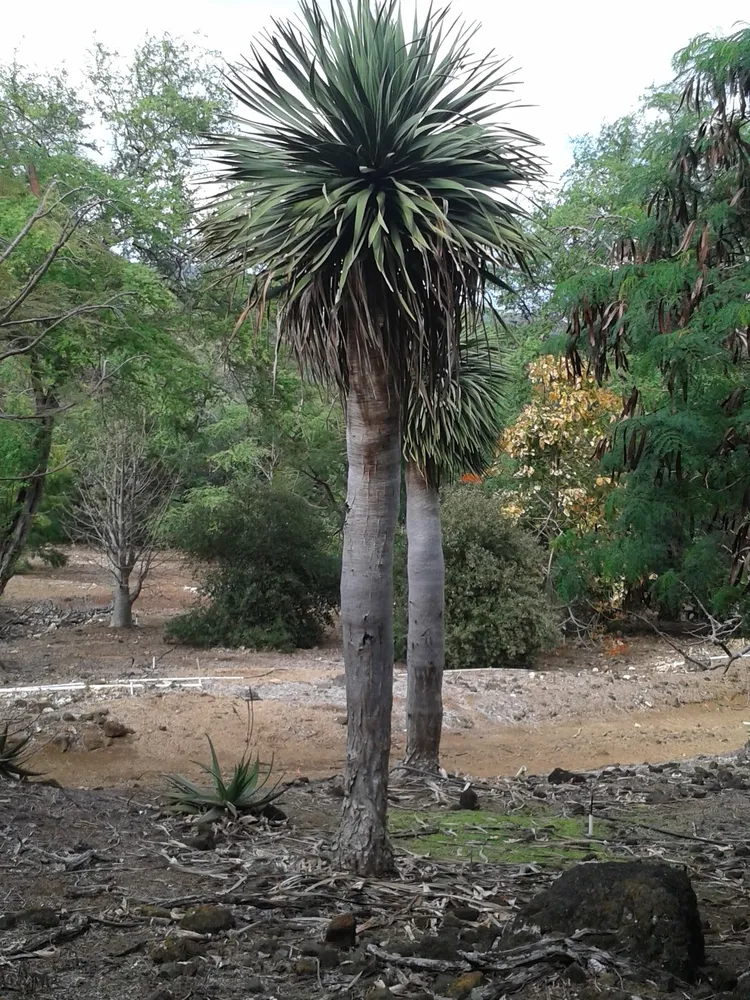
[3, 751, 750, 999]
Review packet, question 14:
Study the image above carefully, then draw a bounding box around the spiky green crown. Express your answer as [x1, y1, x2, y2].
[202, 0, 543, 401]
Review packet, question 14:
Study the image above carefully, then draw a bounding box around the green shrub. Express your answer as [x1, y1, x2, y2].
[165, 479, 340, 651]
[395, 486, 558, 668]
[165, 735, 283, 823]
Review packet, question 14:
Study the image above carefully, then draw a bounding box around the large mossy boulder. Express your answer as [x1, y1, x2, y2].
[504, 862, 704, 981]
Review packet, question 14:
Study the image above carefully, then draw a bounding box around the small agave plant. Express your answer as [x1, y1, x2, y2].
[0, 723, 40, 781]
[165, 736, 284, 824]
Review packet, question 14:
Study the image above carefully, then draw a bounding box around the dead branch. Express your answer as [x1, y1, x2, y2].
[0, 459, 74, 482]
[0, 915, 90, 959]
[0, 197, 106, 329]
[366, 944, 470, 974]
[631, 601, 750, 673]
[0, 298, 124, 363]
[631, 612, 714, 670]
[0, 181, 128, 374]
[0, 182, 86, 266]
[368, 932, 638, 979]
[601, 811, 733, 845]
[0, 356, 147, 421]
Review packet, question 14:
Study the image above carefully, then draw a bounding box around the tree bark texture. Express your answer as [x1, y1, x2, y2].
[403, 460, 444, 772]
[335, 345, 401, 875]
[111, 573, 134, 628]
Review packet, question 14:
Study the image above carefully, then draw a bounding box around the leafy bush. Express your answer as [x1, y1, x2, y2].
[395, 486, 558, 668]
[165, 479, 340, 651]
[553, 515, 750, 629]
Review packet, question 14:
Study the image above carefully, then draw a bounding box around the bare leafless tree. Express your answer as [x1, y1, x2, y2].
[632, 589, 750, 673]
[69, 419, 176, 627]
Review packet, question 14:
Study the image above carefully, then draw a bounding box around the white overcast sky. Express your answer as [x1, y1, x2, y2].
[2, 0, 748, 180]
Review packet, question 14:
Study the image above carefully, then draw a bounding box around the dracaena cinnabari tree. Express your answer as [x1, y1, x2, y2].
[201, 0, 543, 871]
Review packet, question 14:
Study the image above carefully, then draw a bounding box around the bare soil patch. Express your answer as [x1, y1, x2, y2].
[2, 546, 750, 787]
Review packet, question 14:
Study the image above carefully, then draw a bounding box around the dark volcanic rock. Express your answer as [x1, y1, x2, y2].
[157, 960, 200, 980]
[646, 786, 673, 804]
[262, 803, 287, 822]
[562, 963, 588, 984]
[294, 957, 318, 976]
[298, 940, 340, 967]
[185, 828, 216, 851]
[22, 907, 60, 928]
[711, 967, 739, 992]
[548, 767, 586, 784]
[179, 904, 235, 934]
[150, 935, 208, 963]
[325, 912, 357, 949]
[460, 925, 497, 951]
[458, 786, 479, 810]
[504, 861, 704, 981]
[416, 930, 460, 960]
[102, 718, 132, 738]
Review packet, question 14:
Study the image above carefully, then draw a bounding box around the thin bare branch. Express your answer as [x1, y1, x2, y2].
[0, 198, 105, 328]
[0, 356, 147, 421]
[631, 598, 750, 673]
[0, 192, 54, 266]
[66, 417, 178, 626]
[0, 459, 74, 482]
[0, 181, 87, 265]
[630, 612, 713, 670]
[0, 298, 124, 362]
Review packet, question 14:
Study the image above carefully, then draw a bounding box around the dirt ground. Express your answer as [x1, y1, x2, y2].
[2, 547, 750, 789]
[4, 754, 750, 1000]
[5, 550, 750, 1000]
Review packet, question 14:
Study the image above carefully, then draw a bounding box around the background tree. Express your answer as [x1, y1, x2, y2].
[69, 413, 176, 627]
[0, 39, 228, 595]
[0, 173, 152, 594]
[87, 34, 230, 283]
[556, 27, 750, 625]
[202, 0, 542, 873]
[491, 355, 620, 580]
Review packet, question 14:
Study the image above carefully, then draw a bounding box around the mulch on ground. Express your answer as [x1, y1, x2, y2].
[4, 751, 750, 1000]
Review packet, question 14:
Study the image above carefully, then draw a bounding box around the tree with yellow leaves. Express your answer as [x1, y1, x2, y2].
[494, 356, 620, 561]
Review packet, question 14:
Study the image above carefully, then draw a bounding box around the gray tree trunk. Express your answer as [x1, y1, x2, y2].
[335, 345, 401, 875]
[111, 573, 134, 628]
[403, 460, 444, 773]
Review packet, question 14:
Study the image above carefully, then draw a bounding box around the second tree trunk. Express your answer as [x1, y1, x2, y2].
[403, 460, 444, 773]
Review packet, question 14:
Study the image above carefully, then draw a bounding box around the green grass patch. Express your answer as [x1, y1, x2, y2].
[389, 808, 610, 865]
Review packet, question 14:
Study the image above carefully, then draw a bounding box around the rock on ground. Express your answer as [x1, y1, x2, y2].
[325, 912, 357, 949]
[504, 861, 705, 981]
[179, 905, 235, 934]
